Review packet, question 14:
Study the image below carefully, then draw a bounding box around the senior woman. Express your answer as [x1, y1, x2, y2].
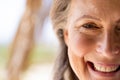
[50, 0, 120, 80]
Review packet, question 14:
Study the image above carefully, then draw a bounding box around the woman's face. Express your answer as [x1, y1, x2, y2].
[64, 0, 120, 80]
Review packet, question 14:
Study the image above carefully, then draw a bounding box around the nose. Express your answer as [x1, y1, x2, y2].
[96, 31, 120, 58]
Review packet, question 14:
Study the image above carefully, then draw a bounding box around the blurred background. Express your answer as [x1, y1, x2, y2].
[0, 0, 59, 80]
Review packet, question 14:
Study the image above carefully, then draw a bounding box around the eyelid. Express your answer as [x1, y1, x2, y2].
[82, 22, 99, 29]
[76, 18, 100, 24]
[74, 21, 103, 36]
[75, 20, 102, 29]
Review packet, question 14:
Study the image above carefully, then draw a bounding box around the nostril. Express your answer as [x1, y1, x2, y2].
[96, 45, 109, 53]
[96, 45, 103, 53]
[112, 46, 120, 55]
[96, 41, 112, 53]
[96, 45, 120, 57]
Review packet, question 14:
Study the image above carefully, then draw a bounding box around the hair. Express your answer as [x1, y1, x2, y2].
[50, 0, 79, 80]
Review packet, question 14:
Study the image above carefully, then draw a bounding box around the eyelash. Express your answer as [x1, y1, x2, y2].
[81, 22, 100, 30]
[76, 22, 102, 36]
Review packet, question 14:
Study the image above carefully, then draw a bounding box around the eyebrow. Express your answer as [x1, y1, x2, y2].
[76, 15, 101, 22]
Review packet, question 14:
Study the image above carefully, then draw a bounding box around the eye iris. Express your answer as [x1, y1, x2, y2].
[115, 26, 120, 34]
[83, 23, 97, 29]
[85, 24, 92, 28]
[116, 26, 120, 30]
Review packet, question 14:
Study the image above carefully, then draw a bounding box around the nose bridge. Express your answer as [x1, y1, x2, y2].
[96, 29, 116, 56]
[101, 31, 112, 53]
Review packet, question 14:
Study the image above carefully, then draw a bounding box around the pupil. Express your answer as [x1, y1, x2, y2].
[85, 24, 94, 28]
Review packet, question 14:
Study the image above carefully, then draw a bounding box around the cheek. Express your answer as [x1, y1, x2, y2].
[69, 34, 96, 57]
[68, 48, 86, 79]
[68, 34, 96, 80]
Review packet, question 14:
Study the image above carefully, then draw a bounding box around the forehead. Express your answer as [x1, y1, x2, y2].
[69, 0, 120, 23]
[71, 0, 120, 9]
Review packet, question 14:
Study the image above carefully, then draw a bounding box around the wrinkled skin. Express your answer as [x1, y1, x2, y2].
[64, 0, 120, 80]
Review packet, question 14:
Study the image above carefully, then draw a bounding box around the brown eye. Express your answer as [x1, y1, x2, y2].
[116, 26, 120, 31]
[78, 22, 102, 36]
[82, 23, 99, 30]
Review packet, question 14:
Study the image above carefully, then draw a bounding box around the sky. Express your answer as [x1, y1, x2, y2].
[0, 0, 58, 45]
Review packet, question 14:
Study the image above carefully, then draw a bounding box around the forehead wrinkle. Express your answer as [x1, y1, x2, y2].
[73, 1, 120, 15]
[76, 15, 101, 22]
[71, 0, 120, 12]
[69, 0, 120, 27]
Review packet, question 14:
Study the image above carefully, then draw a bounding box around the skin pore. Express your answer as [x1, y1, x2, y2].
[64, 0, 120, 80]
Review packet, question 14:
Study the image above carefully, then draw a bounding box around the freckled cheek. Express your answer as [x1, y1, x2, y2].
[69, 36, 96, 57]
